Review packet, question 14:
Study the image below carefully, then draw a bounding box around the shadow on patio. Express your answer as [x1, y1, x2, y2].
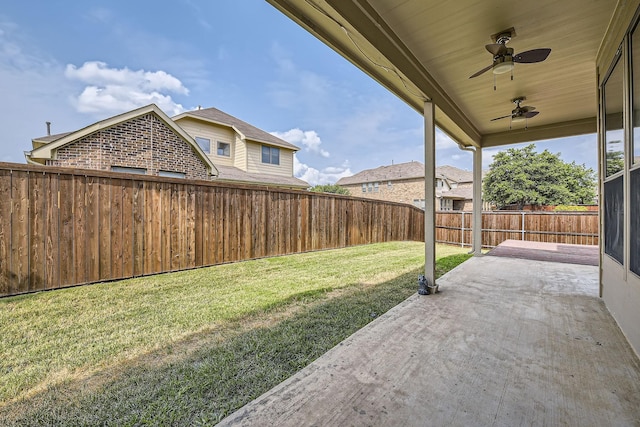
[219, 246, 640, 426]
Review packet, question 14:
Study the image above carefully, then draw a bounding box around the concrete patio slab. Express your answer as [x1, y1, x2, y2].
[220, 256, 640, 427]
[218, 255, 640, 426]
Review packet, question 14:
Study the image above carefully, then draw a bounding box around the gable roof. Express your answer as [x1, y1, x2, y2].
[214, 165, 309, 189]
[436, 165, 473, 184]
[25, 104, 218, 177]
[173, 107, 299, 151]
[336, 161, 425, 185]
[336, 161, 473, 185]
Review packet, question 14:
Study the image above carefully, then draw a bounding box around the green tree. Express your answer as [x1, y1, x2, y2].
[483, 144, 596, 209]
[606, 149, 624, 176]
[309, 184, 350, 195]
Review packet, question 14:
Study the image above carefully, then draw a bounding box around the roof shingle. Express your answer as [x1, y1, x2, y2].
[336, 161, 473, 185]
[174, 107, 299, 151]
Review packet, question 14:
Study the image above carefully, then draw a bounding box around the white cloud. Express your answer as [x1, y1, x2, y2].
[294, 157, 352, 186]
[65, 61, 188, 116]
[271, 128, 330, 158]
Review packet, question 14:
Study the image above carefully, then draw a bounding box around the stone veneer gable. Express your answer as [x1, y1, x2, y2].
[48, 113, 210, 180]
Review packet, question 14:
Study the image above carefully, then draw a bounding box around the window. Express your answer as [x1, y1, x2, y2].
[262, 145, 280, 165]
[217, 141, 230, 157]
[603, 51, 625, 264]
[111, 166, 146, 175]
[387, 181, 392, 188]
[604, 177, 624, 265]
[633, 22, 640, 165]
[604, 53, 624, 177]
[362, 184, 367, 193]
[195, 137, 211, 154]
[158, 170, 186, 179]
[374, 182, 379, 192]
[631, 168, 640, 275]
[413, 199, 425, 210]
[368, 183, 373, 192]
[436, 179, 443, 188]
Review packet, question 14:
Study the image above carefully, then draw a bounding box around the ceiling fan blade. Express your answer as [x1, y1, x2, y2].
[520, 106, 536, 113]
[490, 114, 513, 121]
[485, 43, 508, 56]
[513, 48, 551, 63]
[469, 63, 493, 78]
[524, 111, 540, 119]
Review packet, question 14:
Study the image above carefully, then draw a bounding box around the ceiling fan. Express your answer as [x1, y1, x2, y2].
[469, 28, 551, 90]
[491, 97, 539, 129]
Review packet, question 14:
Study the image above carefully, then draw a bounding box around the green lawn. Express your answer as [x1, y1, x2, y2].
[0, 242, 471, 425]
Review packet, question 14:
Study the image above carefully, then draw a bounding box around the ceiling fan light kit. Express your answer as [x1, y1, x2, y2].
[492, 56, 514, 74]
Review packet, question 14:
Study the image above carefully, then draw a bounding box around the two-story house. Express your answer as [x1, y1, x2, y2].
[24, 104, 309, 189]
[173, 107, 308, 189]
[25, 104, 217, 181]
[336, 161, 476, 211]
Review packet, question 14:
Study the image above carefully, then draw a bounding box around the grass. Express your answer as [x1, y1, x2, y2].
[0, 242, 471, 425]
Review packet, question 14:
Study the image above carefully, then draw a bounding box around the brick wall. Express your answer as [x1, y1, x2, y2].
[342, 178, 425, 206]
[49, 113, 210, 180]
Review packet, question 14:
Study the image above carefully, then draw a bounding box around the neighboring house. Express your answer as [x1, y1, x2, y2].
[336, 161, 477, 211]
[25, 104, 217, 181]
[173, 107, 308, 189]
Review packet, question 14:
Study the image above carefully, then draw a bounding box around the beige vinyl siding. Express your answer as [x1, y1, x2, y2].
[246, 141, 293, 177]
[176, 117, 235, 167]
[233, 134, 247, 170]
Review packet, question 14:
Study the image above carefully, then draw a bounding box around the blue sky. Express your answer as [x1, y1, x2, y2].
[0, 1, 597, 185]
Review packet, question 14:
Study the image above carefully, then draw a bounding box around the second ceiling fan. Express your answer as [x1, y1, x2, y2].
[491, 97, 539, 129]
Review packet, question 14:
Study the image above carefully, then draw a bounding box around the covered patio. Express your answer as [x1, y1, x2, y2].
[263, 0, 640, 371]
[219, 246, 640, 425]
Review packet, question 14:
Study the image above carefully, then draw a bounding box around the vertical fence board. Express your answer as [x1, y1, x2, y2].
[44, 173, 60, 290]
[132, 180, 145, 276]
[240, 190, 252, 260]
[58, 174, 75, 286]
[145, 181, 162, 274]
[169, 183, 181, 271]
[194, 185, 204, 267]
[29, 172, 46, 292]
[121, 180, 134, 278]
[11, 171, 29, 294]
[72, 175, 87, 284]
[110, 178, 124, 279]
[98, 178, 111, 281]
[0, 170, 11, 296]
[10, 171, 29, 294]
[186, 184, 197, 269]
[160, 182, 171, 272]
[85, 176, 100, 282]
[214, 187, 224, 263]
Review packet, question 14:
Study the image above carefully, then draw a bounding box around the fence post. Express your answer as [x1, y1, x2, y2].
[521, 212, 526, 241]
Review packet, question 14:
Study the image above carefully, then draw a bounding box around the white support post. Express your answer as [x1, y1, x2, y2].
[472, 146, 483, 255]
[423, 101, 436, 291]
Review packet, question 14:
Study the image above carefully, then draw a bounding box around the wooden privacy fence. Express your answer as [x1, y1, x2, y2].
[436, 211, 599, 248]
[0, 163, 425, 298]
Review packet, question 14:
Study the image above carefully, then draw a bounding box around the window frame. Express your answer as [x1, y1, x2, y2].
[111, 166, 147, 175]
[195, 137, 211, 154]
[217, 141, 231, 157]
[261, 145, 280, 165]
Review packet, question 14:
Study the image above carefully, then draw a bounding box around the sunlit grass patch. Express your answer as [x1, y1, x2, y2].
[0, 242, 471, 425]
